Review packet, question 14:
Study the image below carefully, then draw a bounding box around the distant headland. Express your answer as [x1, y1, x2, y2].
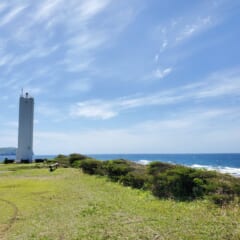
[0, 147, 17, 155]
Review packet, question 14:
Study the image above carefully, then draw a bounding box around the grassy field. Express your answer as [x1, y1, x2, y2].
[0, 164, 240, 240]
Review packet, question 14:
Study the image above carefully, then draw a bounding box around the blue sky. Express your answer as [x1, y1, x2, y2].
[0, 0, 240, 154]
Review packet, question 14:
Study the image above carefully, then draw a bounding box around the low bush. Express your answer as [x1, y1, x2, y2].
[3, 158, 15, 164]
[104, 159, 133, 181]
[209, 193, 235, 206]
[120, 171, 149, 189]
[60, 153, 240, 206]
[35, 159, 46, 163]
[69, 153, 88, 165]
[80, 159, 104, 175]
[54, 154, 69, 167]
[20, 159, 30, 164]
[147, 161, 174, 176]
[151, 166, 208, 200]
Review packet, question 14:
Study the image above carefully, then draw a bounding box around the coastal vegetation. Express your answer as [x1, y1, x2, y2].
[54, 154, 240, 206]
[1, 154, 240, 239]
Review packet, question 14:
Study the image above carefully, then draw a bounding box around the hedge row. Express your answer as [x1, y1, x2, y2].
[53, 154, 240, 205]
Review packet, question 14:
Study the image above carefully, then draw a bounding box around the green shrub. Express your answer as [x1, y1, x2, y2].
[69, 153, 88, 165]
[35, 159, 46, 163]
[151, 166, 206, 200]
[20, 159, 31, 164]
[54, 155, 69, 167]
[80, 159, 104, 175]
[120, 171, 149, 189]
[210, 194, 235, 206]
[3, 158, 15, 164]
[104, 159, 133, 181]
[147, 161, 174, 176]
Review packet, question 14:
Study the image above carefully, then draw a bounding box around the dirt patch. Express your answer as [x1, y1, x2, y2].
[0, 199, 18, 239]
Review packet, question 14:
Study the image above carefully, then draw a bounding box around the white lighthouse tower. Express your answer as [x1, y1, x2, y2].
[16, 92, 34, 162]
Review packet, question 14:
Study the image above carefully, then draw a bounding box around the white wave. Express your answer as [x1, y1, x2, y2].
[190, 164, 240, 177]
[137, 161, 240, 177]
[138, 159, 152, 165]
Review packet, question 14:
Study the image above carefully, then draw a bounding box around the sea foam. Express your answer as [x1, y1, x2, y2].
[138, 159, 152, 165]
[138, 160, 240, 177]
[191, 164, 240, 177]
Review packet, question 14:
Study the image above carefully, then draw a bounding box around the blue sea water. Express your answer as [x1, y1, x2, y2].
[1, 153, 240, 177]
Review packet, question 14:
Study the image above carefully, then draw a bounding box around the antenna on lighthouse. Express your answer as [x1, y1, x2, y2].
[21, 88, 23, 97]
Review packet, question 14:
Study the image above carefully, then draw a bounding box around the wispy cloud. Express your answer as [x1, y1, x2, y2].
[34, 105, 240, 154]
[0, 5, 27, 26]
[33, 0, 63, 23]
[152, 67, 172, 79]
[155, 15, 215, 53]
[175, 16, 213, 42]
[0, 54, 13, 67]
[70, 68, 240, 119]
[0, 0, 140, 84]
[78, 0, 111, 21]
[145, 66, 173, 80]
[70, 100, 117, 120]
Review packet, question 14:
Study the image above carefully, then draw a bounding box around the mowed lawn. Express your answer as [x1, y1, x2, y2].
[0, 164, 240, 240]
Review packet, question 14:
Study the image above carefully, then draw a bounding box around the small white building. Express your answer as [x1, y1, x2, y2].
[16, 92, 34, 162]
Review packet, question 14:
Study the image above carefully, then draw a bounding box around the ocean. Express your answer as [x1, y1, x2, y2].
[1, 153, 240, 177]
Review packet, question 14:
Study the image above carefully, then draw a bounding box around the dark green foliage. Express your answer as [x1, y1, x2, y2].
[104, 159, 133, 181]
[46, 159, 57, 164]
[35, 159, 46, 163]
[3, 158, 15, 164]
[55, 154, 66, 159]
[210, 194, 235, 206]
[69, 153, 88, 165]
[54, 153, 89, 167]
[20, 159, 30, 164]
[80, 159, 104, 175]
[147, 161, 174, 176]
[120, 171, 148, 189]
[151, 166, 207, 200]
[151, 166, 240, 204]
[54, 155, 69, 167]
[55, 153, 240, 206]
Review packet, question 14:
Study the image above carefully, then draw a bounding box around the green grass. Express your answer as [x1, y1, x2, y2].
[0, 164, 240, 240]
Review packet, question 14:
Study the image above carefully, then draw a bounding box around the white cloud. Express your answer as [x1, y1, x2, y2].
[79, 0, 111, 21]
[0, 5, 26, 26]
[67, 32, 106, 52]
[153, 68, 172, 79]
[34, 106, 240, 154]
[0, 54, 13, 67]
[176, 17, 212, 42]
[155, 12, 216, 54]
[196, 68, 240, 98]
[161, 40, 168, 51]
[70, 68, 240, 119]
[70, 100, 117, 120]
[144, 67, 173, 81]
[34, 0, 62, 23]
[0, 0, 139, 79]
[61, 58, 93, 73]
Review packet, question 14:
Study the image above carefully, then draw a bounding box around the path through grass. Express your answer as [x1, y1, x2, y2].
[0, 164, 240, 240]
